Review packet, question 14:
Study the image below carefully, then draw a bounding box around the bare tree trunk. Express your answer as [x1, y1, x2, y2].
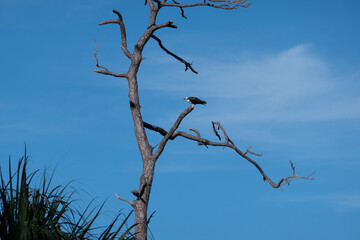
[133, 162, 155, 240]
[127, 66, 154, 239]
[94, 1, 313, 239]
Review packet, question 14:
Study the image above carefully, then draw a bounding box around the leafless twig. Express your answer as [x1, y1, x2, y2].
[93, 40, 128, 78]
[189, 128, 208, 148]
[151, 35, 198, 74]
[115, 192, 134, 206]
[244, 146, 263, 157]
[212, 121, 222, 141]
[94, 40, 109, 72]
[172, 0, 188, 18]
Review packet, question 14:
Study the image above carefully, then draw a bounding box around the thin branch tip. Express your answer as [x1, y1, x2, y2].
[112, 9, 120, 14]
[114, 192, 133, 205]
[244, 146, 263, 157]
[164, 0, 252, 10]
[151, 35, 198, 74]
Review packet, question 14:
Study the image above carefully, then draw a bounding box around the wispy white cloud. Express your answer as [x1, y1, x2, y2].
[144, 44, 360, 123]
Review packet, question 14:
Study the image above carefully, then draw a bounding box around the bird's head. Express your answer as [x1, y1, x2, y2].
[184, 97, 189, 100]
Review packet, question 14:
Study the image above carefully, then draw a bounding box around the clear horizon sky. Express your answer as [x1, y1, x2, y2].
[1, 0, 359, 239]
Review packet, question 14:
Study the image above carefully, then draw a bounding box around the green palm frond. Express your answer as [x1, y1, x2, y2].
[0, 148, 135, 240]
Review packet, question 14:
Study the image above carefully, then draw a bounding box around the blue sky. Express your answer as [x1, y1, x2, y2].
[1, 0, 360, 239]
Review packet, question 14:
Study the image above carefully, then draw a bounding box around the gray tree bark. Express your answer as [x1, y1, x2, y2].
[94, 1, 313, 239]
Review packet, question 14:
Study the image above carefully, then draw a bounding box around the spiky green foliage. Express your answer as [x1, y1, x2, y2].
[0, 148, 135, 240]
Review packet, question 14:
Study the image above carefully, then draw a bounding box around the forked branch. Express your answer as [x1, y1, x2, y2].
[144, 108, 315, 188]
[93, 41, 128, 78]
[244, 146, 263, 157]
[152, 106, 195, 160]
[99, 9, 132, 59]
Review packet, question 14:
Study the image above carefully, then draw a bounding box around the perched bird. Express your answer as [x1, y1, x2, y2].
[184, 97, 207, 106]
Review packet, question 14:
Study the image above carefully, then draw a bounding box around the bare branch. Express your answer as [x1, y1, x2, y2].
[172, 0, 188, 18]
[163, 0, 252, 10]
[93, 69, 127, 78]
[144, 122, 173, 139]
[244, 146, 263, 157]
[99, 9, 132, 59]
[94, 40, 109, 72]
[151, 35, 198, 74]
[152, 106, 194, 161]
[212, 122, 222, 141]
[212, 121, 232, 145]
[189, 128, 208, 148]
[93, 41, 128, 78]
[115, 192, 134, 206]
[275, 161, 316, 187]
[145, 117, 314, 188]
[153, 20, 178, 30]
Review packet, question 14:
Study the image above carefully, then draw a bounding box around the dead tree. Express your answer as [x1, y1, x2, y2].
[94, 1, 314, 239]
